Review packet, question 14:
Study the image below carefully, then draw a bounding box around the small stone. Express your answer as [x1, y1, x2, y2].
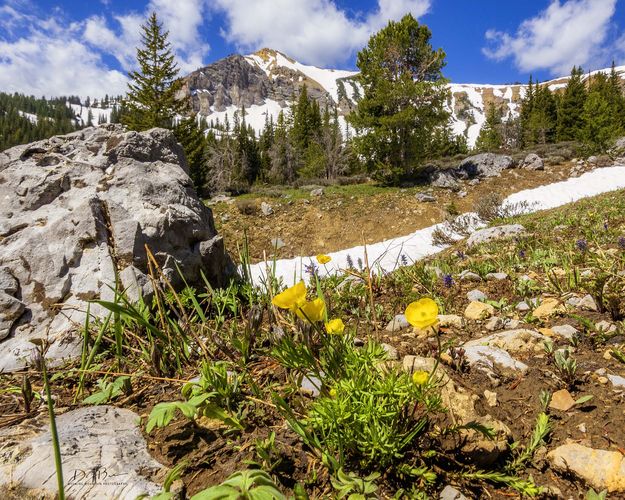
[382, 343, 399, 360]
[484, 317, 503, 331]
[271, 237, 286, 249]
[300, 374, 321, 397]
[567, 296, 582, 307]
[310, 188, 324, 197]
[578, 294, 598, 312]
[416, 192, 437, 203]
[577, 423, 587, 433]
[551, 324, 579, 340]
[549, 389, 576, 412]
[385, 314, 410, 332]
[486, 272, 508, 281]
[402, 355, 437, 374]
[504, 319, 522, 329]
[598, 376, 609, 384]
[548, 443, 625, 492]
[533, 298, 565, 319]
[467, 289, 487, 302]
[596, 320, 617, 334]
[539, 327, 555, 337]
[440, 485, 468, 500]
[464, 301, 495, 320]
[483, 390, 498, 407]
[459, 270, 482, 282]
[457, 190, 468, 198]
[608, 374, 625, 389]
[438, 314, 465, 329]
[516, 301, 530, 312]
[260, 202, 273, 216]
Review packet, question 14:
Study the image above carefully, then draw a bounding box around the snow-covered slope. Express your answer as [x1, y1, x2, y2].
[248, 165, 625, 286]
[186, 49, 625, 147]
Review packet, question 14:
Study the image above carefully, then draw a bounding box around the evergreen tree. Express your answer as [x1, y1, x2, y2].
[123, 13, 186, 131]
[174, 116, 207, 194]
[475, 103, 503, 151]
[349, 14, 448, 181]
[581, 89, 621, 153]
[556, 66, 587, 142]
[528, 83, 557, 144]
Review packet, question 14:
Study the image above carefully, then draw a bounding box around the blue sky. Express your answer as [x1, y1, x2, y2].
[1, 0, 624, 97]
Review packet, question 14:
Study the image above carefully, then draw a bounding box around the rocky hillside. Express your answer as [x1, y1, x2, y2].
[180, 48, 625, 147]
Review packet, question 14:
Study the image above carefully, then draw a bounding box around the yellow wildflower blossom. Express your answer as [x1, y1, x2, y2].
[412, 370, 430, 386]
[296, 298, 326, 322]
[325, 318, 345, 335]
[405, 298, 439, 330]
[316, 254, 332, 265]
[272, 281, 306, 311]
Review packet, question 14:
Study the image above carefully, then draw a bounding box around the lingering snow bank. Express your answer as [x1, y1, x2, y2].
[247, 166, 625, 286]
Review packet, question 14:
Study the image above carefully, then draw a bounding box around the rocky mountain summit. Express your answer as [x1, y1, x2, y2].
[0, 125, 233, 372]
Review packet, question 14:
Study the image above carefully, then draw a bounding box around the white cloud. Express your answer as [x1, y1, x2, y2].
[0, 0, 211, 98]
[483, 0, 618, 76]
[84, 0, 210, 74]
[0, 30, 128, 98]
[211, 0, 431, 67]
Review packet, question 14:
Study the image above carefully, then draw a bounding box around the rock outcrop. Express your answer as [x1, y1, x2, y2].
[429, 153, 514, 190]
[0, 125, 234, 372]
[0, 406, 165, 498]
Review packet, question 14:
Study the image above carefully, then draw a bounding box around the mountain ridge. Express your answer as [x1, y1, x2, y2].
[180, 48, 625, 147]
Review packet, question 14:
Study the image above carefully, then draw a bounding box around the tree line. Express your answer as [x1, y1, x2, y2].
[476, 64, 625, 154]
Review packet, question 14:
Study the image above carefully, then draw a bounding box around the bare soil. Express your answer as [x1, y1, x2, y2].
[212, 161, 582, 262]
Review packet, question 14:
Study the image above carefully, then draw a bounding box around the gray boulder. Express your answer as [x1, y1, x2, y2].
[458, 153, 514, 178]
[428, 153, 513, 190]
[522, 153, 544, 170]
[0, 125, 234, 371]
[467, 224, 526, 247]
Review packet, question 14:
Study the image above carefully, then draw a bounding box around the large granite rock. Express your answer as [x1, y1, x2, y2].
[0, 125, 234, 371]
[429, 153, 514, 189]
[0, 406, 165, 498]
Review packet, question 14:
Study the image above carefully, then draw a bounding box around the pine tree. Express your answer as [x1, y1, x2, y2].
[475, 104, 503, 151]
[556, 66, 587, 142]
[529, 83, 557, 144]
[174, 116, 207, 193]
[348, 14, 449, 181]
[123, 13, 186, 131]
[582, 90, 620, 153]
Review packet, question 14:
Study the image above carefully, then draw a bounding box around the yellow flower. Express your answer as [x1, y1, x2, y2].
[316, 254, 332, 265]
[296, 298, 326, 322]
[329, 388, 337, 398]
[412, 370, 430, 386]
[405, 298, 439, 330]
[272, 281, 307, 310]
[325, 318, 345, 335]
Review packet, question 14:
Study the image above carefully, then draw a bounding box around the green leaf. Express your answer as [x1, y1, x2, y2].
[146, 402, 178, 433]
[575, 395, 594, 406]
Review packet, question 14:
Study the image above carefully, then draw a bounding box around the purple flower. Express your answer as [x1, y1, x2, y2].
[619, 236, 625, 250]
[575, 238, 588, 253]
[604, 221, 609, 231]
[442, 274, 454, 288]
[518, 250, 526, 259]
[305, 261, 318, 278]
[346, 254, 354, 269]
[456, 250, 466, 260]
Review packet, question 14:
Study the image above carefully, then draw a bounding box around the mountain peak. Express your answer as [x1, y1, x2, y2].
[252, 48, 295, 65]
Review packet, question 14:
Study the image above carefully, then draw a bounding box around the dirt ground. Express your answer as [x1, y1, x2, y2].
[211, 161, 584, 263]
